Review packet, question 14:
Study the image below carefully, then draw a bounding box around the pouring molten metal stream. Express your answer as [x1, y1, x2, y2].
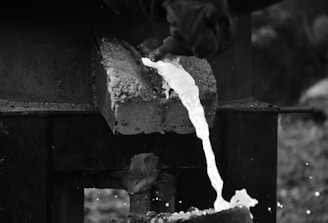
[142, 57, 258, 215]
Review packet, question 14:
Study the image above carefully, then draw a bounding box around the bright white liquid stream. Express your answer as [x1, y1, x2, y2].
[142, 57, 258, 212]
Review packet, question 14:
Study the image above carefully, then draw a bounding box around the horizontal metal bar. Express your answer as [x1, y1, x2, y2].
[0, 110, 100, 117]
[0, 100, 99, 117]
[279, 107, 313, 114]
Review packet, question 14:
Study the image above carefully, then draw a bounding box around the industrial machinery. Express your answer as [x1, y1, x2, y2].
[0, 1, 279, 223]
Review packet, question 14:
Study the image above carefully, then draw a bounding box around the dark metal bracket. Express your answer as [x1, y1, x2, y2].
[278, 107, 314, 114]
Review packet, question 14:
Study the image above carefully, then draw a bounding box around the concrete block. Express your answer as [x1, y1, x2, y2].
[95, 36, 218, 135]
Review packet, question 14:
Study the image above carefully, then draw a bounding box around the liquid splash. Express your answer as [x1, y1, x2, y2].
[142, 57, 258, 212]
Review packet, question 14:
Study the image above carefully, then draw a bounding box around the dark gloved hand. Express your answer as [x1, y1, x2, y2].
[151, 0, 235, 61]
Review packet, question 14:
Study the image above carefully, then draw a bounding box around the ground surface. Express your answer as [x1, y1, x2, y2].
[277, 116, 328, 223]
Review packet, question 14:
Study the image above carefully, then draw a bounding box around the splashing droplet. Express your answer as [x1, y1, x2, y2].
[277, 202, 284, 208]
[230, 189, 258, 208]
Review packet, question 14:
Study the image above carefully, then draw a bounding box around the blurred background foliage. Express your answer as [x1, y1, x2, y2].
[252, 0, 328, 222]
[252, 0, 328, 106]
[277, 119, 328, 223]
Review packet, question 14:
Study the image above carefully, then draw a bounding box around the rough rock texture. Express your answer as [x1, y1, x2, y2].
[126, 207, 253, 223]
[95, 36, 218, 135]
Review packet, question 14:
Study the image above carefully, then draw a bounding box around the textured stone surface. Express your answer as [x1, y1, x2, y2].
[95, 36, 218, 135]
[126, 207, 253, 223]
